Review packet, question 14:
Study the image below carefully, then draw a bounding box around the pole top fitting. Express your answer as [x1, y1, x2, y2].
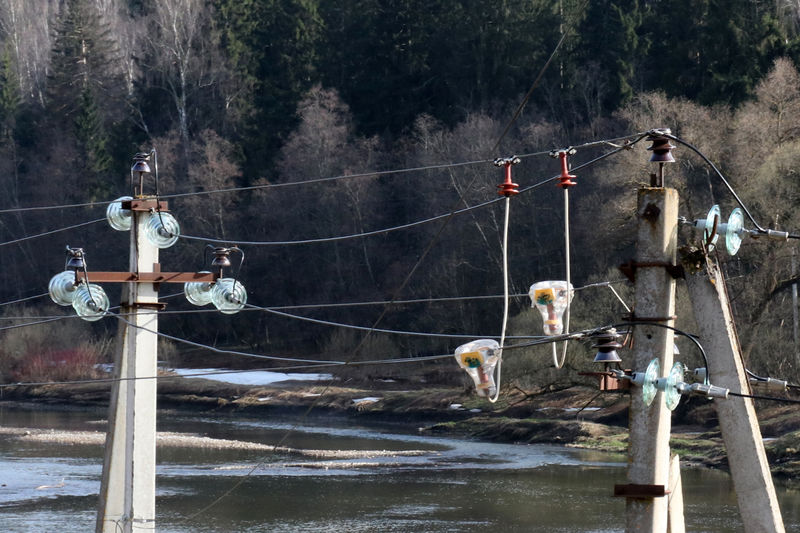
[65, 245, 86, 271]
[551, 148, 576, 189]
[494, 156, 521, 197]
[647, 129, 676, 163]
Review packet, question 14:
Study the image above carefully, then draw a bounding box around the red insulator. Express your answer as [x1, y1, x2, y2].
[557, 150, 576, 189]
[495, 156, 520, 197]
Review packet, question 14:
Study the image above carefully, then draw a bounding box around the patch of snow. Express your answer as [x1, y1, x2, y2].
[352, 397, 382, 405]
[169, 368, 333, 386]
[449, 404, 463, 410]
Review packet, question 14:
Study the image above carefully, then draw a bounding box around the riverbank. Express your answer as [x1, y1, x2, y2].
[2, 375, 799, 487]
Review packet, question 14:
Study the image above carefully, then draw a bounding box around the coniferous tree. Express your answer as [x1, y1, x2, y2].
[48, 0, 123, 118]
[0, 47, 20, 140]
[216, 0, 322, 178]
[46, 0, 123, 200]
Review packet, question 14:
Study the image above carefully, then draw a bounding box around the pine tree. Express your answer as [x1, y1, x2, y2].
[74, 86, 112, 175]
[47, 0, 122, 119]
[216, 0, 323, 176]
[0, 47, 20, 140]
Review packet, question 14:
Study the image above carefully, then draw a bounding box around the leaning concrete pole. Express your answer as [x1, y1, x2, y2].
[684, 253, 784, 533]
[624, 186, 679, 533]
[96, 205, 159, 533]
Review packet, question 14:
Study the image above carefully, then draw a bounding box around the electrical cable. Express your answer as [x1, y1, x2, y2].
[0, 364, 344, 389]
[0, 131, 646, 221]
[0, 158, 495, 215]
[113, 314, 347, 365]
[0, 218, 106, 247]
[177, 136, 648, 248]
[244, 302, 542, 340]
[728, 391, 800, 404]
[177, 195, 505, 246]
[182, 33, 584, 521]
[492, 31, 568, 153]
[611, 321, 710, 385]
[0, 292, 49, 307]
[745, 368, 800, 391]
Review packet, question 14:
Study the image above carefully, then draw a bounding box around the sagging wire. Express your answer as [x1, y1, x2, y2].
[0, 218, 106, 247]
[183, 31, 578, 512]
[113, 313, 345, 365]
[610, 321, 711, 386]
[0, 292, 49, 307]
[729, 391, 800, 404]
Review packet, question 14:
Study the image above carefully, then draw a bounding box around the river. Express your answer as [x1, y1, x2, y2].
[1, 403, 799, 532]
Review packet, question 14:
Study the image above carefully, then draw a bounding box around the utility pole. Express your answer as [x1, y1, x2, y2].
[95, 198, 160, 533]
[86, 154, 220, 533]
[792, 247, 798, 366]
[683, 252, 785, 533]
[616, 131, 681, 533]
[45, 153, 246, 531]
[621, 186, 679, 532]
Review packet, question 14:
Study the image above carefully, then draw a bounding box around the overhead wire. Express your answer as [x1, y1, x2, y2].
[183, 27, 579, 521]
[0, 292, 49, 307]
[728, 391, 800, 404]
[0, 218, 106, 247]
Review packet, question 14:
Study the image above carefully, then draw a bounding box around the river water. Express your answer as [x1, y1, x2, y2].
[1, 403, 799, 532]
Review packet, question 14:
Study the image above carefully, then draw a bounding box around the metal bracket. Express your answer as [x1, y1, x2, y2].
[578, 371, 630, 391]
[613, 484, 669, 499]
[619, 260, 684, 282]
[623, 313, 678, 323]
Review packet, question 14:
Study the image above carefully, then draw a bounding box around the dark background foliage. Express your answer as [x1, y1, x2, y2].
[1, 0, 799, 388]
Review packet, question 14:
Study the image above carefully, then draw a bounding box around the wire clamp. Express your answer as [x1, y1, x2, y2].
[619, 260, 684, 282]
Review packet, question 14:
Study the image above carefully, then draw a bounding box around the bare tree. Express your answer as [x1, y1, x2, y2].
[0, 0, 57, 107]
[144, 0, 231, 149]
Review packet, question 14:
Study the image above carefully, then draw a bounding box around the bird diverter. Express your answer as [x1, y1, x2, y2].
[454, 339, 500, 398]
[529, 281, 573, 335]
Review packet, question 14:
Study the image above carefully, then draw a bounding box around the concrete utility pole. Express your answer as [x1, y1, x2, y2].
[684, 253, 785, 533]
[621, 186, 680, 533]
[96, 204, 159, 533]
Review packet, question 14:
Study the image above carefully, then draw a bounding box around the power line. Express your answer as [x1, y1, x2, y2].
[0, 131, 645, 218]
[113, 314, 346, 365]
[0, 218, 106, 247]
[728, 391, 800, 404]
[176, 137, 647, 248]
[0, 292, 48, 307]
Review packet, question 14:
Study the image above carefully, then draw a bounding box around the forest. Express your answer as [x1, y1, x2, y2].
[1, 0, 800, 392]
